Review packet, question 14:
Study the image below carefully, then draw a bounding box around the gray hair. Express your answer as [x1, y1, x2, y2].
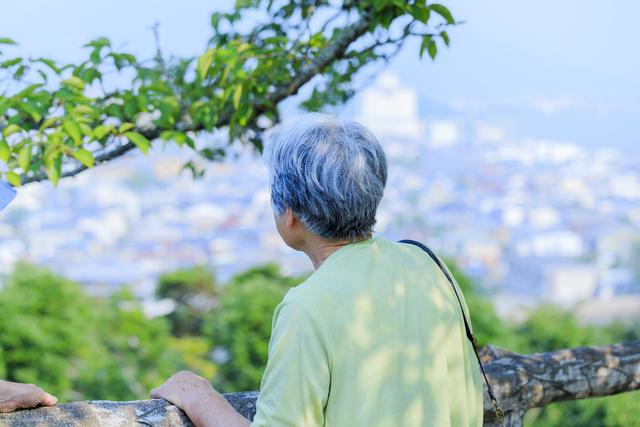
[263, 113, 387, 240]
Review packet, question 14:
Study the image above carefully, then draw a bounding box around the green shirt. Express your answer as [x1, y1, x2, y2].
[251, 237, 483, 427]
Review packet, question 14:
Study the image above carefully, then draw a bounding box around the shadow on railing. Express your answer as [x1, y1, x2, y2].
[1, 340, 638, 427]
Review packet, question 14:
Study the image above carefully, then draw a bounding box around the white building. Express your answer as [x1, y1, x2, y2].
[356, 72, 425, 142]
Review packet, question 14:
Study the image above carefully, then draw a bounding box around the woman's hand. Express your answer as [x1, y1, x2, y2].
[150, 370, 215, 411]
[150, 371, 250, 427]
[0, 380, 57, 413]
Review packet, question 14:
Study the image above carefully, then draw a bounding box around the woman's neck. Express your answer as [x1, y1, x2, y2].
[303, 234, 372, 269]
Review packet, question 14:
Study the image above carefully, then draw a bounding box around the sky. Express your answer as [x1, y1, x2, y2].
[1, 0, 639, 150]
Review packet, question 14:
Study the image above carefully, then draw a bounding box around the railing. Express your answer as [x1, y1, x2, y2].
[1, 340, 638, 427]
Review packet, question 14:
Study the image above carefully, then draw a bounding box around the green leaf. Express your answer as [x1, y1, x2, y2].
[63, 119, 83, 145]
[372, 0, 386, 12]
[161, 130, 191, 147]
[39, 117, 58, 131]
[379, 8, 394, 29]
[420, 36, 432, 58]
[430, 4, 455, 24]
[211, 12, 222, 30]
[46, 153, 62, 186]
[93, 124, 113, 140]
[124, 131, 150, 154]
[160, 130, 174, 141]
[21, 101, 42, 122]
[13, 65, 26, 79]
[36, 58, 61, 74]
[1, 57, 22, 68]
[0, 139, 10, 163]
[18, 145, 31, 171]
[441, 31, 450, 47]
[73, 104, 96, 116]
[83, 37, 111, 49]
[197, 49, 215, 80]
[123, 99, 138, 118]
[36, 69, 47, 81]
[428, 40, 438, 60]
[2, 124, 21, 137]
[0, 38, 17, 45]
[0, 100, 8, 116]
[410, 5, 430, 23]
[79, 122, 93, 136]
[6, 171, 21, 187]
[72, 148, 94, 167]
[146, 81, 173, 95]
[18, 145, 31, 173]
[15, 83, 43, 98]
[184, 135, 195, 149]
[108, 52, 137, 70]
[136, 93, 150, 111]
[119, 122, 135, 133]
[61, 76, 85, 90]
[232, 84, 243, 109]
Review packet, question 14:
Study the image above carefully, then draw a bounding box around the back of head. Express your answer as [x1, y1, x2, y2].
[264, 113, 387, 241]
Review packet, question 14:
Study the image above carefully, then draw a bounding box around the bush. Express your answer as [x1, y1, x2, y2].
[0, 264, 216, 401]
[203, 264, 306, 392]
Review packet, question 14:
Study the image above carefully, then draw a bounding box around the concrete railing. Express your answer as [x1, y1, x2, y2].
[1, 341, 638, 427]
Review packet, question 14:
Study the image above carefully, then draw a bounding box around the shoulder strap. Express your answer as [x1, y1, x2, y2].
[399, 239, 504, 425]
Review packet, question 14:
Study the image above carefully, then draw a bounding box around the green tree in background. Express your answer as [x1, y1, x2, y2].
[203, 264, 306, 392]
[0, 0, 457, 186]
[76, 288, 217, 401]
[0, 263, 95, 400]
[445, 258, 514, 348]
[156, 266, 218, 337]
[0, 264, 216, 401]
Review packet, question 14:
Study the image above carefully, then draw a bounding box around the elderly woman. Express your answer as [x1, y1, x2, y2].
[151, 113, 483, 426]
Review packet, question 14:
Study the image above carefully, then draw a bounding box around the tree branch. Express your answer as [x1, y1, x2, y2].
[20, 11, 374, 185]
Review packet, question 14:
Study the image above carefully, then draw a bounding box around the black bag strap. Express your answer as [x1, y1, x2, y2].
[399, 239, 504, 425]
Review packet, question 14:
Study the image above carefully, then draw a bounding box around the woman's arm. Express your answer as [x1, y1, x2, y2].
[250, 298, 330, 426]
[151, 371, 250, 427]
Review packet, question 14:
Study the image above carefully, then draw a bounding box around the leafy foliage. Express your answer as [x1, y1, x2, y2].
[445, 258, 513, 348]
[0, 1, 457, 185]
[156, 266, 218, 337]
[203, 264, 307, 392]
[74, 288, 217, 401]
[0, 263, 95, 398]
[0, 264, 215, 401]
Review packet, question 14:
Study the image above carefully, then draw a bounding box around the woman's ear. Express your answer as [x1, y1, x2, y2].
[284, 207, 296, 229]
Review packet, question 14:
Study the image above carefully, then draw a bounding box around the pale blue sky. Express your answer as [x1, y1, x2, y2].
[1, 0, 639, 150]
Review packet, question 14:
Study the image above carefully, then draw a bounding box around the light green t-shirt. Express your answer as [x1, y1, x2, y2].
[251, 237, 483, 427]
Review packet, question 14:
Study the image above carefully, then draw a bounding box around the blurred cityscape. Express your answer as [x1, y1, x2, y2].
[1, 72, 639, 323]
